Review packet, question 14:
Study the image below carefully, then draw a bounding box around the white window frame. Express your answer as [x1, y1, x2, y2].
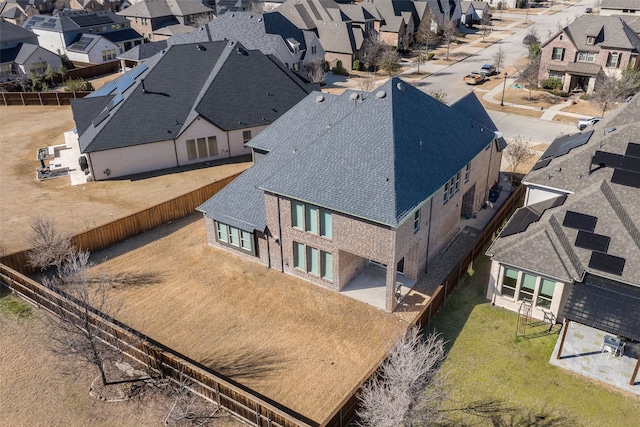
[499, 266, 557, 309]
[606, 52, 621, 68]
[243, 130, 252, 144]
[413, 208, 421, 233]
[552, 47, 564, 61]
[464, 162, 470, 182]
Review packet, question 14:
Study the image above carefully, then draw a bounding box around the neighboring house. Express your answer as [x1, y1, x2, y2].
[166, 11, 325, 71]
[197, 78, 504, 313]
[23, 10, 143, 64]
[370, 0, 428, 47]
[538, 15, 640, 94]
[0, 19, 61, 81]
[275, 0, 379, 67]
[460, 1, 476, 26]
[70, 40, 316, 181]
[486, 95, 640, 369]
[424, 0, 462, 28]
[599, 0, 640, 16]
[209, 0, 255, 16]
[117, 0, 215, 42]
[469, 0, 489, 21]
[0, 1, 27, 25]
[5, 0, 55, 15]
[69, 0, 124, 13]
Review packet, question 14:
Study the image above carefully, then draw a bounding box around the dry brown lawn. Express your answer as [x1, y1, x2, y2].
[89, 214, 407, 422]
[0, 106, 251, 254]
[560, 99, 607, 117]
[0, 289, 243, 426]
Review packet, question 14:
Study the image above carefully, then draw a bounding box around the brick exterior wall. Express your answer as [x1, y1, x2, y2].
[540, 31, 640, 94]
[204, 138, 502, 312]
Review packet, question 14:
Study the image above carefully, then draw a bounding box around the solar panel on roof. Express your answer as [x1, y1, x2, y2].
[30, 16, 45, 22]
[589, 252, 625, 276]
[92, 108, 109, 128]
[575, 230, 610, 253]
[92, 81, 117, 97]
[592, 150, 624, 168]
[116, 74, 134, 93]
[500, 207, 540, 237]
[129, 63, 148, 79]
[70, 15, 114, 27]
[108, 93, 123, 110]
[540, 131, 593, 161]
[563, 211, 597, 232]
[531, 158, 551, 171]
[622, 156, 640, 173]
[626, 143, 640, 158]
[611, 169, 640, 188]
[41, 22, 56, 29]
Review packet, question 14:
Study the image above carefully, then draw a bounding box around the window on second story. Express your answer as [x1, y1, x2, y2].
[464, 162, 470, 182]
[141, 18, 148, 25]
[552, 47, 564, 61]
[413, 209, 420, 233]
[292, 201, 332, 238]
[577, 51, 596, 62]
[586, 36, 595, 45]
[311, 46, 317, 55]
[606, 52, 621, 68]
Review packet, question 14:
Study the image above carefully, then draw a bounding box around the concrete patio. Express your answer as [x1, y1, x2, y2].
[341, 264, 417, 311]
[550, 322, 640, 396]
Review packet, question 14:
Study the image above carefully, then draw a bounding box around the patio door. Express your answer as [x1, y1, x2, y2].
[368, 258, 405, 275]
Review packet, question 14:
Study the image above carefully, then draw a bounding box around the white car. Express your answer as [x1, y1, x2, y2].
[577, 117, 603, 131]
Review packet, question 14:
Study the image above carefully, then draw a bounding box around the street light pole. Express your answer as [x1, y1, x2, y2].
[501, 73, 508, 106]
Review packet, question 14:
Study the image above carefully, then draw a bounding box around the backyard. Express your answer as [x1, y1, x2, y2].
[429, 255, 640, 426]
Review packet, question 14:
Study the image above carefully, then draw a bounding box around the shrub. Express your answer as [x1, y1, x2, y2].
[540, 78, 563, 90]
[352, 59, 361, 71]
[331, 60, 349, 76]
[427, 52, 435, 60]
[64, 78, 94, 92]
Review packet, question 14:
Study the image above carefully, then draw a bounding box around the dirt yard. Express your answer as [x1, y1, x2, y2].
[0, 289, 243, 426]
[87, 214, 407, 422]
[0, 106, 251, 254]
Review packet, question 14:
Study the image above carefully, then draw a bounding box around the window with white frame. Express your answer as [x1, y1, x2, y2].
[101, 49, 116, 61]
[500, 267, 557, 309]
[577, 51, 596, 62]
[186, 136, 218, 161]
[413, 208, 421, 233]
[443, 171, 460, 204]
[293, 242, 332, 281]
[586, 36, 595, 45]
[552, 47, 564, 61]
[243, 130, 252, 144]
[215, 222, 254, 254]
[549, 70, 564, 81]
[291, 200, 332, 238]
[29, 61, 47, 75]
[464, 163, 470, 182]
[606, 52, 621, 68]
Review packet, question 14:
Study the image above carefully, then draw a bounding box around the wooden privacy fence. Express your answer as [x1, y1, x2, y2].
[320, 184, 526, 427]
[0, 91, 90, 106]
[0, 172, 242, 274]
[0, 265, 316, 427]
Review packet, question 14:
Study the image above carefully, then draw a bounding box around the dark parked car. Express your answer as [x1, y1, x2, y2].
[480, 64, 497, 76]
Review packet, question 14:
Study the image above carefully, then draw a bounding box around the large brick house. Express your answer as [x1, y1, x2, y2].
[538, 15, 640, 94]
[197, 78, 504, 312]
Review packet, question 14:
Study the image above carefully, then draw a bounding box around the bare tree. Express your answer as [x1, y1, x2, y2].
[493, 45, 505, 73]
[427, 89, 449, 105]
[360, 33, 392, 74]
[44, 249, 122, 386]
[480, 16, 492, 42]
[359, 72, 377, 92]
[357, 327, 447, 427]
[415, 9, 437, 73]
[440, 17, 457, 61]
[520, 55, 541, 99]
[27, 216, 73, 271]
[379, 49, 401, 76]
[592, 67, 640, 115]
[504, 136, 534, 180]
[305, 59, 327, 83]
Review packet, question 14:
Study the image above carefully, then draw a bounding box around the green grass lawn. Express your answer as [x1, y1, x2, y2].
[428, 256, 640, 427]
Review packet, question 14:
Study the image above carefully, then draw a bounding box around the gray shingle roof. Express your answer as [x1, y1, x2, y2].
[72, 41, 315, 153]
[198, 78, 498, 230]
[0, 18, 36, 43]
[601, 0, 640, 9]
[166, 11, 310, 57]
[117, 0, 213, 19]
[116, 39, 168, 61]
[24, 10, 130, 33]
[564, 15, 640, 52]
[487, 94, 640, 286]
